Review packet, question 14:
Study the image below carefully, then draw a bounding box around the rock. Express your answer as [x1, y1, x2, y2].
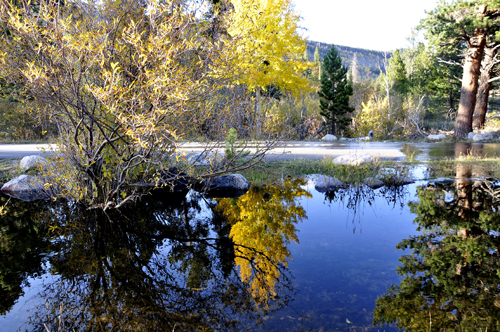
[1, 175, 50, 201]
[207, 174, 251, 198]
[321, 134, 337, 141]
[467, 132, 478, 140]
[360, 136, 371, 141]
[363, 177, 384, 189]
[368, 130, 374, 139]
[19, 155, 47, 171]
[473, 134, 488, 142]
[314, 175, 343, 193]
[333, 153, 373, 166]
[188, 152, 225, 166]
[429, 177, 455, 185]
[427, 134, 446, 140]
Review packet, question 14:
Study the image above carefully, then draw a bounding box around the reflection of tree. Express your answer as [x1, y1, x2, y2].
[374, 176, 500, 331]
[19, 185, 307, 331]
[217, 179, 311, 306]
[0, 197, 50, 315]
[323, 185, 409, 232]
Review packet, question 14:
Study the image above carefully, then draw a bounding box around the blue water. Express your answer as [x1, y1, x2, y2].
[0, 181, 422, 332]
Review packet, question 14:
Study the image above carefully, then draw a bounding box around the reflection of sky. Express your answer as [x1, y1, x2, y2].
[260, 183, 420, 331]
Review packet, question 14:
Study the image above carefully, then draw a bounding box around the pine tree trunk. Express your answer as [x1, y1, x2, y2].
[454, 30, 486, 138]
[472, 72, 491, 130]
[472, 46, 494, 130]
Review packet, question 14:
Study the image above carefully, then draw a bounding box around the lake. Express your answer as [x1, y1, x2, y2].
[1, 143, 500, 331]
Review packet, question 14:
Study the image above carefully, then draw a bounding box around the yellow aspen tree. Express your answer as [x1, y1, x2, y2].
[226, 0, 312, 135]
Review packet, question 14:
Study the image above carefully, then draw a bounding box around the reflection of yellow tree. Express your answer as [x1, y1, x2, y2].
[217, 179, 311, 304]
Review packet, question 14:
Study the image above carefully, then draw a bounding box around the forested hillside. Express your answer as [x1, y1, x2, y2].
[306, 41, 389, 80]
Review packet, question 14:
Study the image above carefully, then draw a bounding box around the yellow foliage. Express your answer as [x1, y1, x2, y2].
[226, 0, 312, 96]
[353, 99, 387, 138]
[216, 179, 311, 306]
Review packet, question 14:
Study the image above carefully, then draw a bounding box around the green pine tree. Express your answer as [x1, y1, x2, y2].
[387, 49, 409, 95]
[318, 46, 354, 136]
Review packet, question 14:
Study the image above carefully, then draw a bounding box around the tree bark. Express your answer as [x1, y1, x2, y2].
[472, 45, 498, 130]
[472, 70, 491, 130]
[454, 30, 486, 138]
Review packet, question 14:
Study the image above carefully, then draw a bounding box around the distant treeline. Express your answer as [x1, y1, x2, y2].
[306, 40, 390, 80]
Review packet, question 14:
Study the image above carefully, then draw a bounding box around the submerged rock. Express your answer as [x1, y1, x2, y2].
[314, 175, 343, 192]
[427, 134, 446, 141]
[322, 134, 338, 141]
[206, 174, 251, 198]
[1, 175, 50, 201]
[333, 153, 373, 166]
[19, 155, 47, 171]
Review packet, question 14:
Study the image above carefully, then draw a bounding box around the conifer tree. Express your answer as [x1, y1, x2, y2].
[318, 46, 354, 136]
[387, 49, 409, 95]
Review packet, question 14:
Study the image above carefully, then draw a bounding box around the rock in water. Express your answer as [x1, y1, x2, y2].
[333, 153, 373, 166]
[1, 175, 50, 201]
[19, 155, 47, 171]
[314, 175, 343, 193]
[207, 174, 251, 198]
[321, 134, 337, 141]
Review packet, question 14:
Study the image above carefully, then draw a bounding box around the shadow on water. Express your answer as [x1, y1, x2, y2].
[374, 161, 500, 331]
[0, 180, 312, 331]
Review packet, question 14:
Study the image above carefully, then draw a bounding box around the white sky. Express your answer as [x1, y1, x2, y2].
[293, 0, 442, 52]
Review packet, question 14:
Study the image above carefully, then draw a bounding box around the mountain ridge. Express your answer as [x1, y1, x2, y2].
[305, 40, 391, 80]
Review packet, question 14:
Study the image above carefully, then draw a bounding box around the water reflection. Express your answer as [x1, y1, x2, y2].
[217, 179, 311, 306]
[0, 180, 311, 331]
[374, 172, 500, 331]
[0, 198, 50, 315]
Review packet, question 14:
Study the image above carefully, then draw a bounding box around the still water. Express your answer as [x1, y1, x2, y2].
[1, 154, 500, 331]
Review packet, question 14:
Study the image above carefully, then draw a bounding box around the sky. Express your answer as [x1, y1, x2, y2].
[293, 0, 442, 52]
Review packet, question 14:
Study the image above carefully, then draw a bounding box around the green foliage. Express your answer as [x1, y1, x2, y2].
[387, 50, 409, 95]
[318, 46, 354, 136]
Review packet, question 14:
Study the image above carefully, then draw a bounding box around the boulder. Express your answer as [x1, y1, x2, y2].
[333, 153, 373, 166]
[321, 134, 337, 141]
[207, 174, 251, 198]
[363, 177, 384, 189]
[427, 134, 446, 140]
[314, 175, 343, 193]
[1, 175, 50, 201]
[19, 155, 47, 171]
[473, 134, 488, 142]
[368, 130, 374, 139]
[467, 132, 478, 140]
